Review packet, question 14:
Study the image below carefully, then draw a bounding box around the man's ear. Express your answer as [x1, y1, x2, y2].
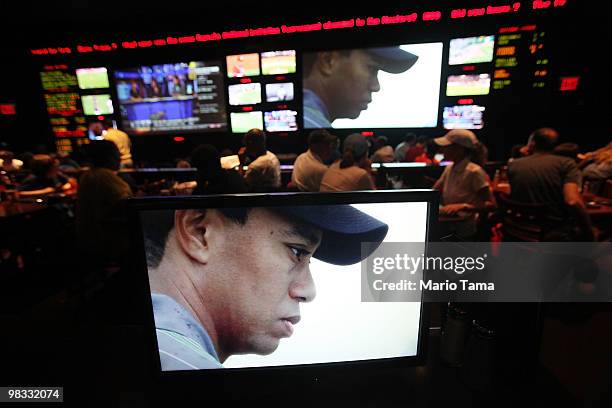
[317, 51, 337, 76]
[174, 209, 210, 264]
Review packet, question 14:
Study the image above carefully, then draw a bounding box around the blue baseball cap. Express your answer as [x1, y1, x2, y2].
[366, 47, 419, 74]
[274, 205, 389, 265]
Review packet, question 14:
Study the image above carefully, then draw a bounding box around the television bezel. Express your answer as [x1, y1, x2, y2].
[127, 190, 438, 399]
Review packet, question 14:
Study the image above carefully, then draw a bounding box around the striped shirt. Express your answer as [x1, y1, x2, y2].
[152, 293, 223, 370]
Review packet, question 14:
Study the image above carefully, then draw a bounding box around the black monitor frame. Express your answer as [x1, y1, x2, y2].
[126, 190, 439, 403]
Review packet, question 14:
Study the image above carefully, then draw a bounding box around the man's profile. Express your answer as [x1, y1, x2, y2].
[303, 46, 418, 128]
[143, 205, 388, 370]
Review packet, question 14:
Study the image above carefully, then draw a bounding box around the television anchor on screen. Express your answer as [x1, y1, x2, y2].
[302, 47, 418, 128]
[144, 205, 388, 370]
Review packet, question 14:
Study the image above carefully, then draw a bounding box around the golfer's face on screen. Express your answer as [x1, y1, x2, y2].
[208, 208, 322, 356]
[329, 50, 381, 119]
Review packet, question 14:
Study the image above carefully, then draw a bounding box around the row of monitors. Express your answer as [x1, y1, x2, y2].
[69, 35, 496, 134]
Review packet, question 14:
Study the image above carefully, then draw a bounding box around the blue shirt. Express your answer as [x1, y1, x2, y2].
[303, 89, 332, 128]
[152, 293, 223, 370]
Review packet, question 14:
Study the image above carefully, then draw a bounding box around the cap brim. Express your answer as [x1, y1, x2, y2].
[367, 47, 419, 74]
[274, 205, 388, 266]
[433, 136, 452, 146]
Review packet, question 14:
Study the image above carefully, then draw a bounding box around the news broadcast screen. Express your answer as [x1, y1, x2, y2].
[261, 50, 297, 75]
[443, 105, 485, 129]
[76, 67, 110, 89]
[303, 43, 443, 129]
[114, 61, 227, 134]
[140, 201, 427, 370]
[446, 74, 491, 96]
[265, 83, 294, 102]
[81, 94, 113, 115]
[230, 111, 263, 133]
[264, 110, 298, 132]
[226, 54, 260, 78]
[228, 83, 262, 106]
[449, 35, 495, 65]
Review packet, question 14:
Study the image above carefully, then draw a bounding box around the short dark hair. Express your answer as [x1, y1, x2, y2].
[88, 140, 120, 169]
[144, 208, 251, 268]
[530, 127, 559, 151]
[553, 142, 580, 160]
[307, 129, 334, 147]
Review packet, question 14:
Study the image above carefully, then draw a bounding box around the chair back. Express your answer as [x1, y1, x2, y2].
[495, 192, 553, 242]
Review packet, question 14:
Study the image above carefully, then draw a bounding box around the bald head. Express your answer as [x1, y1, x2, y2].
[529, 128, 559, 152]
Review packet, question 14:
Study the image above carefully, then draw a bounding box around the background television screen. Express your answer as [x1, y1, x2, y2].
[261, 50, 296, 75]
[443, 105, 485, 129]
[228, 83, 262, 106]
[140, 201, 427, 370]
[81, 94, 113, 115]
[446, 74, 491, 96]
[449, 35, 495, 65]
[114, 61, 227, 134]
[226, 54, 260, 78]
[303, 43, 443, 129]
[264, 110, 297, 132]
[265, 83, 294, 102]
[76, 67, 110, 89]
[231, 111, 263, 133]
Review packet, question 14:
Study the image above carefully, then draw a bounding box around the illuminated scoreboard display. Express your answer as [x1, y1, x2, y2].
[40, 65, 87, 138]
[492, 25, 550, 91]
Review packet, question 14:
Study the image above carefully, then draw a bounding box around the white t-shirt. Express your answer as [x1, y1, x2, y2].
[438, 158, 490, 206]
[436, 158, 490, 238]
[319, 162, 375, 192]
[291, 150, 328, 192]
[245, 151, 281, 191]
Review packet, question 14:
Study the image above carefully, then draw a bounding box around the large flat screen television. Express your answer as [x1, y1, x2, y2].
[260, 50, 296, 75]
[114, 61, 227, 134]
[226, 53, 260, 78]
[76, 67, 110, 89]
[127, 191, 435, 403]
[264, 109, 297, 132]
[265, 82, 294, 102]
[81, 94, 113, 116]
[230, 111, 263, 133]
[228, 83, 262, 106]
[303, 42, 443, 129]
[443, 105, 485, 129]
[446, 74, 491, 96]
[449, 35, 495, 65]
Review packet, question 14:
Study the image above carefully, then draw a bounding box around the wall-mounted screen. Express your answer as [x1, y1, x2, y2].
[228, 83, 262, 106]
[226, 54, 260, 78]
[443, 105, 485, 129]
[449, 35, 495, 65]
[261, 50, 296, 75]
[303, 43, 443, 129]
[231, 111, 263, 133]
[265, 83, 294, 102]
[76, 67, 110, 89]
[114, 61, 227, 134]
[81, 94, 113, 115]
[264, 110, 298, 132]
[446, 74, 491, 96]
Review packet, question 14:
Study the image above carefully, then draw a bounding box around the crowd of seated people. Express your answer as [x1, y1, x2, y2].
[1, 124, 609, 247]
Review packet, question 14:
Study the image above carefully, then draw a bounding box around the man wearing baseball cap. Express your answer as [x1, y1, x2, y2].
[433, 129, 495, 239]
[144, 204, 388, 370]
[303, 46, 418, 128]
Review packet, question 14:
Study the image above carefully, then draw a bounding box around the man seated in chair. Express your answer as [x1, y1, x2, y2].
[508, 128, 594, 241]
